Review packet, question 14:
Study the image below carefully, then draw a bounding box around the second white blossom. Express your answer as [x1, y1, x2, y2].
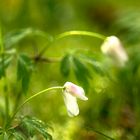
[101, 36, 128, 67]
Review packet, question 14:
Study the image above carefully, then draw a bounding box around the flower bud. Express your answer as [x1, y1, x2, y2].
[101, 36, 128, 66]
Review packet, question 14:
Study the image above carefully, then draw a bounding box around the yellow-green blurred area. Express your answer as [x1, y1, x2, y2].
[0, 0, 140, 140]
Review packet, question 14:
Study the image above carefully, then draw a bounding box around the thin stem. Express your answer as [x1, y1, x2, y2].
[86, 126, 114, 140]
[8, 86, 64, 127]
[92, 129, 114, 140]
[33, 56, 61, 63]
[56, 30, 106, 40]
[37, 30, 106, 59]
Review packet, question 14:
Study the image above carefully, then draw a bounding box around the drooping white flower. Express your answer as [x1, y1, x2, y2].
[101, 36, 128, 67]
[63, 82, 88, 117]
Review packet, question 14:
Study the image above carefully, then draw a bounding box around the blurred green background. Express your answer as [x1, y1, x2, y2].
[0, 0, 140, 140]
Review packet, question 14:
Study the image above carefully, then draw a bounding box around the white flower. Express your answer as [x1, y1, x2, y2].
[101, 36, 128, 67]
[63, 82, 88, 117]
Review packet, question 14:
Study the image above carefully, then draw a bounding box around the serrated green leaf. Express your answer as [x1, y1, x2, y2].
[21, 116, 52, 140]
[31, 121, 52, 140]
[80, 54, 105, 76]
[72, 57, 91, 90]
[12, 131, 26, 140]
[19, 119, 35, 138]
[74, 68, 90, 91]
[60, 54, 71, 77]
[73, 57, 92, 79]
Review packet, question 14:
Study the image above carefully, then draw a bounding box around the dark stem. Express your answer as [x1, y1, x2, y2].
[86, 126, 114, 140]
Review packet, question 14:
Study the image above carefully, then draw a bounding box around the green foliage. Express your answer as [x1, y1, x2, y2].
[60, 54, 71, 77]
[0, 116, 52, 140]
[60, 53, 105, 90]
[79, 54, 105, 76]
[0, 1, 140, 138]
[4, 28, 34, 49]
[17, 54, 34, 94]
[114, 11, 140, 44]
[11, 116, 52, 140]
[3, 132, 8, 140]
[72, 56, 92, 90]
[4, 28, 53, 49]
[12, 130, 26, 140]
[60, 54, 92, 90]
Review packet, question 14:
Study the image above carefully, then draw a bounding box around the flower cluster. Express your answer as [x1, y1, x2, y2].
[62, 36, 128, 116]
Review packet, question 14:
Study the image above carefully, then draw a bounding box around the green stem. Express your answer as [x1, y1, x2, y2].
[38, 30, 106, 58]
[86, 126, 114, 140]
[8, 86, 64, 127]
[56, 30, 106, 40]
[92, 129, 114, 140]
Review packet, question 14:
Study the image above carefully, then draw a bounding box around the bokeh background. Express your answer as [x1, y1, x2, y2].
[0, 0, 140, 140]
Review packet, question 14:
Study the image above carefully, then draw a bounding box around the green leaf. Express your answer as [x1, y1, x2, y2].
[80, 54, 105, 76]
[72, 57, 92, 90]
[17, 56, 25, 81]
[9, 116, 52, 139]
[22, 72, 30, 94]
[4, 28, 53, 48]
[10, 120, 34, 139]
[17, 54, 33, 94]
[20, 116, 52, 140]
[60, 54, 71, 77]
[12, 131, 26, 140]
[3, 132, 9, 140]
[4, 28, 33, 48]
[73, 57, 91, 79]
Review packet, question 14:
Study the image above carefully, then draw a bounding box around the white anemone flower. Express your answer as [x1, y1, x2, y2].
[101, 36, 128, 67]
[63, 82, 88, 117]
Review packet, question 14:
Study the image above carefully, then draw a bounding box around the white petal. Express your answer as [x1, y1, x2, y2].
[63, 91, 79, 117]
[64, 82, 88, 100]
[75, 87, 88, 100]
